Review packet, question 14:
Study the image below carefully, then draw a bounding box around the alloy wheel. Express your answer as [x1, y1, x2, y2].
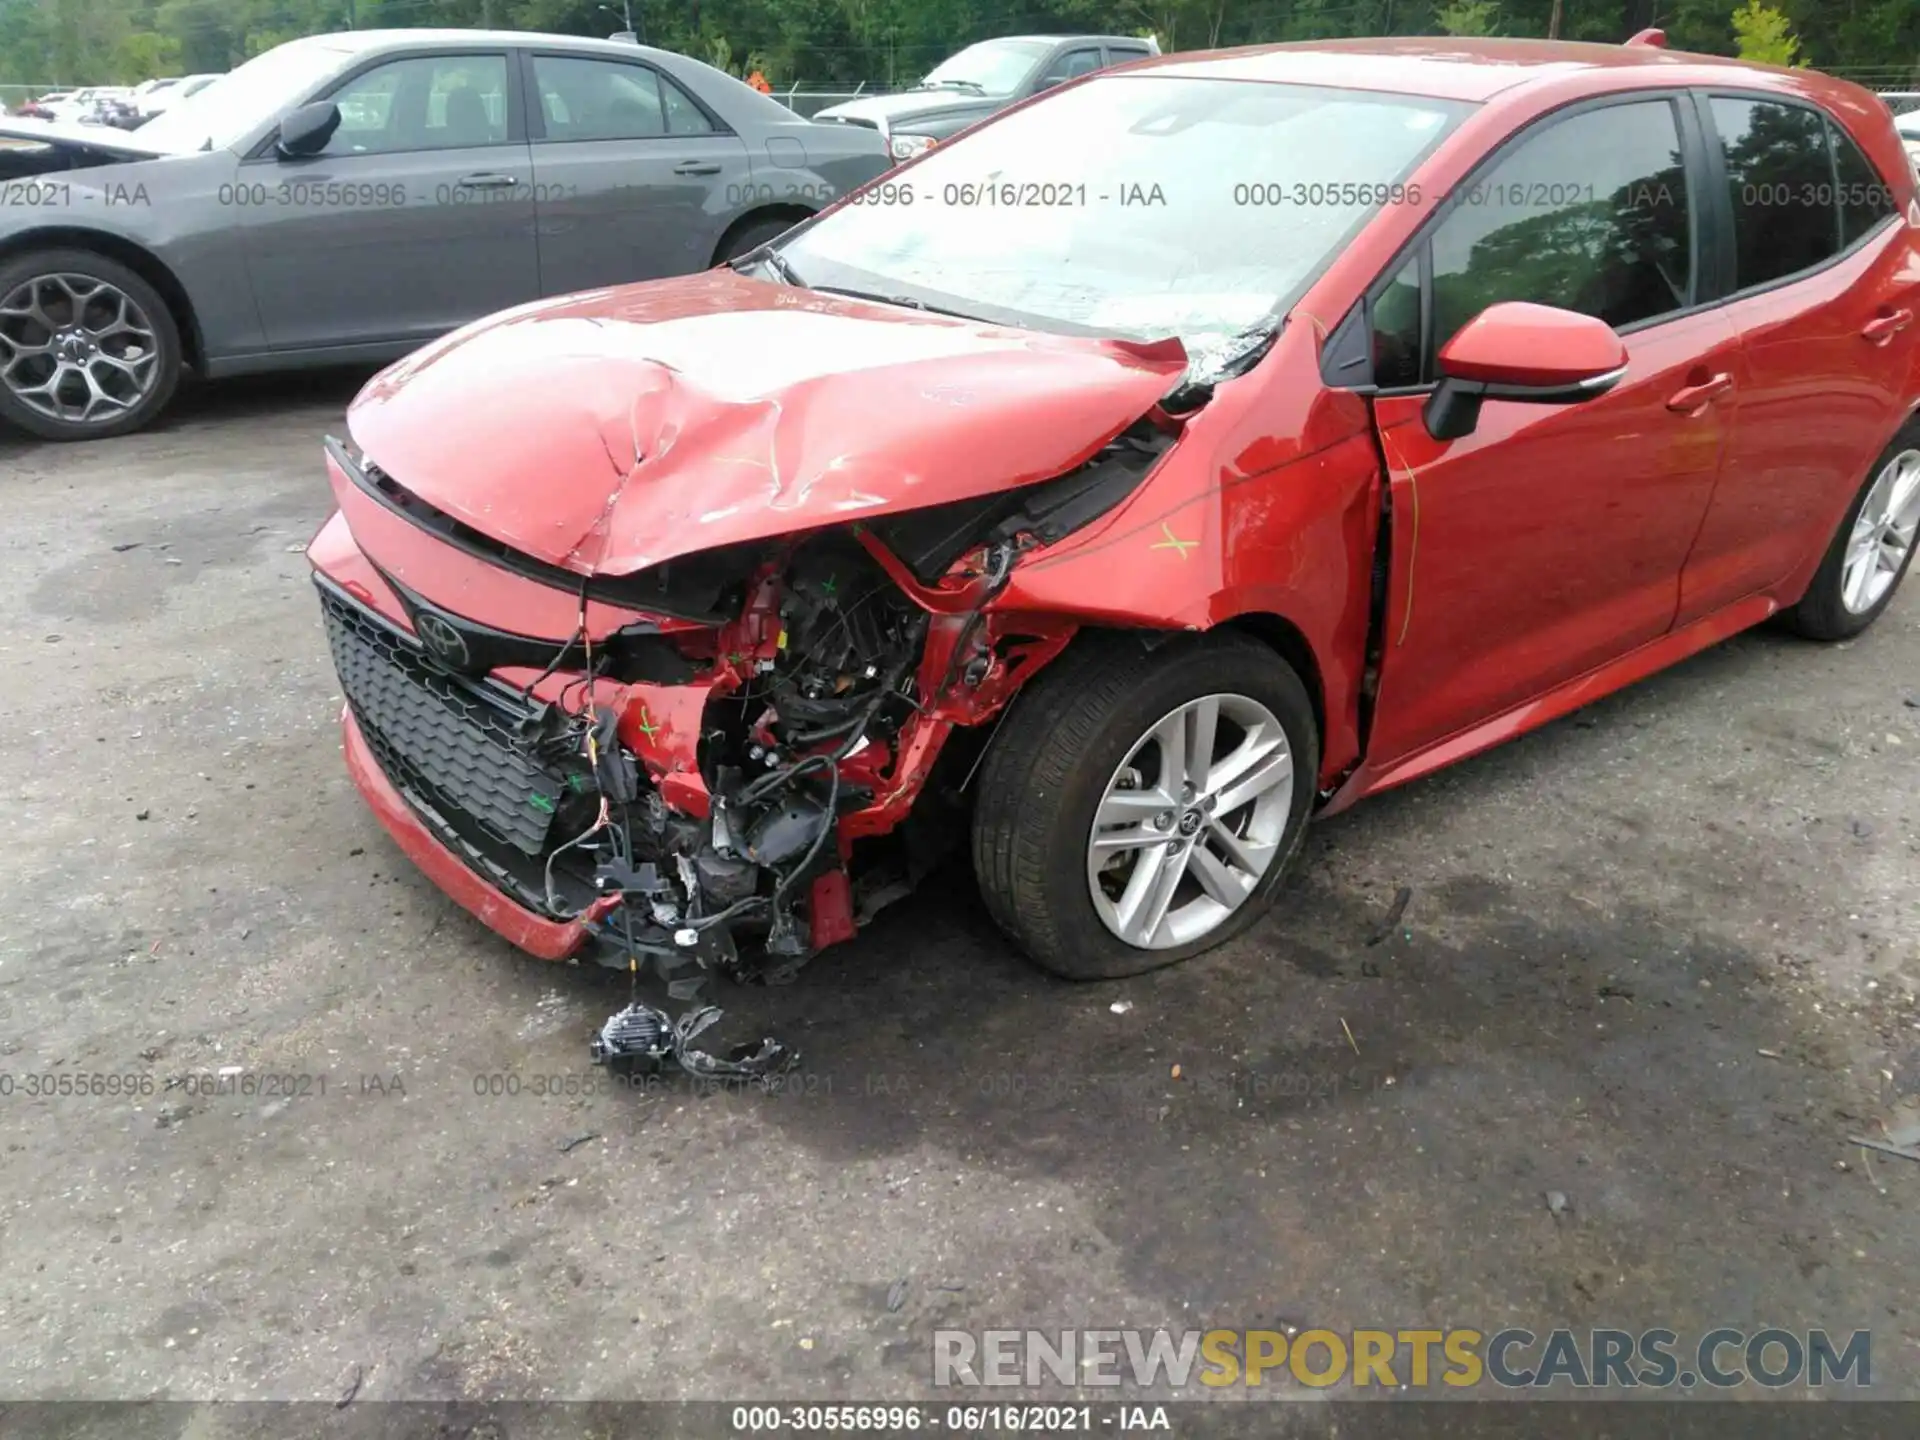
[0, 272, 161, 427]
[1841, 448, 1920, 614]
[1086, 693, 1294, 950]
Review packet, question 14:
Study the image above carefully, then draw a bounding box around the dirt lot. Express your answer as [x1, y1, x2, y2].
[2, 376, 1918, 1412]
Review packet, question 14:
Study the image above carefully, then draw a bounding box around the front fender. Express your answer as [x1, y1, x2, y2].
[992, 342, 1383, 786]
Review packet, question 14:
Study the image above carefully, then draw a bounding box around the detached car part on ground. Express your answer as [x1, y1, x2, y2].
[312, 37, 1920, 987]
[0, 30, 885, 442]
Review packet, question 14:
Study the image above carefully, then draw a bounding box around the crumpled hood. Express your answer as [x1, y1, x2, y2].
[346, 268, 1186, 576]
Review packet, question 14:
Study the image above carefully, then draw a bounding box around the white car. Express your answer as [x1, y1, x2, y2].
[35, 88, 100, 123]
[74, 87, 135, 124]
[127, 78, 180, 111]
[1895, 108, 1920, 168]
[39, 87, 127, 124]
[139, 74, 221, 120]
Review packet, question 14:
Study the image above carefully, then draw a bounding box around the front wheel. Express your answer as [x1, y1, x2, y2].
[0, 248, 182, 440]
[1782, 423, 1920, 640]
[971, 631, 1318, 980]
[714, 215, 798, 267]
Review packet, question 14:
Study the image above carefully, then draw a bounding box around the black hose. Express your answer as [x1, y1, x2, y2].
[773, 763, 841, 907]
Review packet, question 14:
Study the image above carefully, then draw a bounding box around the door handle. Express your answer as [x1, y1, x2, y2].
[455, 172, 519, 189]
[1665, 372, 1733, 412]
[673, 161, 723, 176]
[1861, 308, 1914, 344]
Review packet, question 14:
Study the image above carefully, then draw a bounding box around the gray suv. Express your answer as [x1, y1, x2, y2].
[813, 34, 1160, 162]
[0, 29, 888, 440]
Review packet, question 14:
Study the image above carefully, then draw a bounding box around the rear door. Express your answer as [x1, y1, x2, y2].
[521, 48, 751, 293]
[238, 48, 538, 351]
[1354, 95, 1744, 765]
[1673, 92, 1920, 623]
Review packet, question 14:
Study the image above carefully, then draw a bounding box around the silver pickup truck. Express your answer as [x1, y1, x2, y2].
[812, 34, 1161, 162]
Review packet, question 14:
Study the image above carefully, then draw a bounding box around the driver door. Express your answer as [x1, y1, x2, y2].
[1361, 95, 1742, 767]
[238, 48, 539, 352]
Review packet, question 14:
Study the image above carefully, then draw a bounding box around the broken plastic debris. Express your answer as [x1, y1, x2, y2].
[1109, 1000, 1133, 1015]
[1849, 1122, 1920, 1164]
[590, 1001, 798, 1081]
[1366, 885, 1413, 945]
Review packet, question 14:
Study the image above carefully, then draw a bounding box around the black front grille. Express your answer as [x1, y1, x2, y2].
[319, 582, 563, 858]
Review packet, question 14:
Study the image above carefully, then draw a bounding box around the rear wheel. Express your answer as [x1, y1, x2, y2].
[971, 631, 1318, 980]
[0, 248, 182, 441]
[1783, 422, 1920, 640]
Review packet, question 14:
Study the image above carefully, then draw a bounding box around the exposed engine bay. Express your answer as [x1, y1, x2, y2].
[548, 525, 937, 992]
[326, 419, 1175, 1004]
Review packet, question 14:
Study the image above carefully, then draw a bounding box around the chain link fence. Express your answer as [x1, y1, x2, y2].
[767, 84, 885, 118]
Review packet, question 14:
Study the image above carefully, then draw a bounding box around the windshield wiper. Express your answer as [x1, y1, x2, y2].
[733, 245, 805, 288]
[924, 79, 986, 93]
[810, 285, 977, 321]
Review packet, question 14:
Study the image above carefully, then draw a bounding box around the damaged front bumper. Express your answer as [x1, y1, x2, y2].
[338, 703, 606, 960]
[310, 423, 1175, 989]
[317, 558, 928, 989]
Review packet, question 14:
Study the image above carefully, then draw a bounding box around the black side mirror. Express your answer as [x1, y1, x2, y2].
[276, 100, 340, 159]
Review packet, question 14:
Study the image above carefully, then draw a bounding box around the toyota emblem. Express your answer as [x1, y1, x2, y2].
[414, 611, 470, 669]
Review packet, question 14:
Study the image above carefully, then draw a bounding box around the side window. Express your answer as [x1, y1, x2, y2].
[324, 55, 509, 155]
[1711, 97, 1838, 289]
[1036, 48, 1103, 89]
[532, 55, 710, 142]
[659, 73, 716, 136]
[1429, 100, 1692, 350]
[328, 67, 405, 152]
[1830, 118, 1897, 245]
[1371, 254, 1423, 389]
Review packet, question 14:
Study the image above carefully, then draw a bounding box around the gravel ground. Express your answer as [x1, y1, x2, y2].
[1, 375, 1917, 1413]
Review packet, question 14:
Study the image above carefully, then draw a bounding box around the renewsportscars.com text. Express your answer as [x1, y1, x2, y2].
[932, 1327, 1871, 1390]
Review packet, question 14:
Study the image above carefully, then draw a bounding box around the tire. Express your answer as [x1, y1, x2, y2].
[1782, 419, 1920, 640]
[0, 247, 182, 441]
[714, 214, 799, 266]
[971, 630, 1319, 980]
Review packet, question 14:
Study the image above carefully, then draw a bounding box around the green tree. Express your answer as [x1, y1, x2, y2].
[1731, 0, 1801, 66]
[1434, 0, 1500, 37]
[110, 29, 182, 80]
[0, 0, 1912, 96]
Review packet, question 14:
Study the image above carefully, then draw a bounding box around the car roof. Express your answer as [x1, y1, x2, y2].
[296, 27, 702, 62]
[1142, 35, 1842, 104]
[991, 35, 1155, 44]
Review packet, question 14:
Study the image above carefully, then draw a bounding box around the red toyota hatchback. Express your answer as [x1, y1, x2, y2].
[310, 36, 1920, 987]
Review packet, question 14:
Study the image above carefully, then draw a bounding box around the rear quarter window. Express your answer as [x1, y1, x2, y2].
[1711, 96, 1839, 289]
[1831, 117, 1899, 245]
